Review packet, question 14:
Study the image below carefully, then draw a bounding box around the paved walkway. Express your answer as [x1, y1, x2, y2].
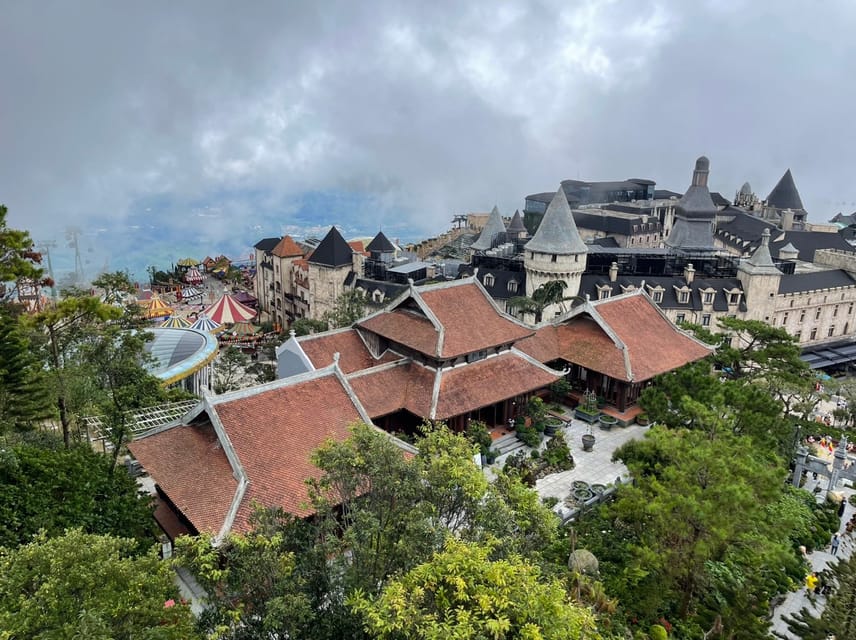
[769, 479, 855, 638]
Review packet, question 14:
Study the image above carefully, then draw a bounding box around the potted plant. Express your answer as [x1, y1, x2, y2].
[544, 416, 564, 437]
[636, 413, 650, 426]
[574, 390, 601, 424]
[550, 378, 572, 402]
[598, 414, 618, 430]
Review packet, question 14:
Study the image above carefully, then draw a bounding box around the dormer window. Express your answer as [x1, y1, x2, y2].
[678, 290, 689, 304]
[728, 291, 741, 306]
[483, 273, 495, 287]
[703, 291, 714, 304]
[372, 289, 384, 303]
[507, 280, 518, 294]
[597, 285, 612, 300]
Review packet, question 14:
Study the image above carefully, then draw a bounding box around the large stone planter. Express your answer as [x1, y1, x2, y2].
[581, 433, 596, 451]
[574, 408, 601, 423]
[544, 417, 564, 437]
[599, 415, 618, 431]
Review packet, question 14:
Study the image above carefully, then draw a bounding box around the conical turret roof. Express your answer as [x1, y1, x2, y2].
[471, 206, 507, 251]
[665, 156, 717, 251]
[739, 229, 781, 275]
[366, 230, 395, 253]
[766, 169, 805, 211]
[524, 188, 587, 254]
[506, 209, 526, 234]
[308, 226, 354, 267]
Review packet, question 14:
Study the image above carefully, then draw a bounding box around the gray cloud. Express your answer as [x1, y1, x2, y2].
[2, 0, 855, 277]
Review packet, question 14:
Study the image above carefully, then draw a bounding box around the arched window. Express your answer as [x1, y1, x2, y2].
[483, 273, 495, 287]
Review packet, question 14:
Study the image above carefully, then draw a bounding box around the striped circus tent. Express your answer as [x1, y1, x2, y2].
[190, 314, 225, 334]
[177, 257, 199, 267]
[204, 294, 257, 324]
[184, 267, 203, 285]
[181, 286, 202, 299]
[160, 316, 192, 329]
[143, 294, 173, 319]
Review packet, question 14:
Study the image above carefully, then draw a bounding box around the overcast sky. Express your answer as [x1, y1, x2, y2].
[2, 0, 855, 279]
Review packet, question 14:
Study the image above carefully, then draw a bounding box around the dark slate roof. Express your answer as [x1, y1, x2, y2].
[715, 210, 779, 252]
[830, 212, 856, 227]
[354, 277, 408, 301]
[766, 169, 805, 211]
[778, 270, 856, 295]
[457, 265, 524, 300]
[710, 192, 730, 207]
[579, 274, 747, 313]
[507, 210, 527, 233]
[654, 189, 682, 200]
[602, 203, 653, 215]
[589, 236, 620, 248]
[308, 227, 354, 267]
[771, 231, 856, 262]
[472, 206, 508, 251]
[525, 188, 587, 254]
[366, 231, 395, 253]
[573, 211, 661, 236]
[254, 237, 281, 251]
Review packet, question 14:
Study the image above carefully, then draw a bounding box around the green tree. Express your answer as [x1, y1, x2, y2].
[0, 308, 52, 434]
[0, 529, 197, 640]
[177, 530, 314, 640]
[348, 537, 600, 640]
[598, 426, 802, 636]
[507, 280, 581, 323]
[27, 295, 121, 447]
[214, 346, 249, 394]
[324, 288, 368, 329]
[80, 326, 167, 471]
[0, 204, 47, 302]
[0, 440, 156, 549]
[91, 269, 136, 305]
[291, 317, 329, 336]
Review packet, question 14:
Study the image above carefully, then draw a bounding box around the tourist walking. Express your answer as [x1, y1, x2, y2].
[830, 533, 840, 555]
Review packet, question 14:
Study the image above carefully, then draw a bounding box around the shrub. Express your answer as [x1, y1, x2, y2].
[649, 624, 668, 640]
[542, 435, 573, 469]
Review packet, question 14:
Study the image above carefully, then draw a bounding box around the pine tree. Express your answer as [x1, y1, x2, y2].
[0, 309, 52, 434]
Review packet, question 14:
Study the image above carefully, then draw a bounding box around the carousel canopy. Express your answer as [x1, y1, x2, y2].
[181, 286, 202, 298]
[204, 294, 257, 324]
[190, 313, 225, 334]
[184, 267, 203, 284]
[177, 258, 199, 267]
[228, 321, 260, 338]
[160, 316, 192, 329]
[144, 294, 173, 319]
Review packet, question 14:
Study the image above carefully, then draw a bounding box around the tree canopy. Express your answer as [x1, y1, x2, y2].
[349, 537, 600, 640]
[0, 440, 156, 550]
[0, 529, 197, 640]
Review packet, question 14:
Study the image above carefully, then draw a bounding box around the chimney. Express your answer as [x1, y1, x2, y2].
[684, 263, 695, 284]
[781, 209, 794, 231]
[609, 262, 619, 282]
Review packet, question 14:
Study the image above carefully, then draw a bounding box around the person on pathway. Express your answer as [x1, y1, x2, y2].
[805, 571, 819, 593]
[830, 533, 840, 555]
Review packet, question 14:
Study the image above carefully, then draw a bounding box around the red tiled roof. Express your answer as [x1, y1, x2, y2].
[272, 235, 304, 258]
[348, 363, 436, 419]
[556, 319, 628, 380]
[357, 282, 533, 359]
[434, 352, 560, 419]
[130, 373, 368, 536]
[299, 329, 403, 374]
[419, 283, 533, 358]
[358, 309, 440, 356]
[128, 423, 237, 536]
[348, 240, 368, 256]
[214, 374, 364, 531]
[517, 294, 712, 382]
[593, 294, 712, 381]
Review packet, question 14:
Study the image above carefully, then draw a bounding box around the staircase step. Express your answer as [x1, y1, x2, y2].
[491, 433, 528, 456]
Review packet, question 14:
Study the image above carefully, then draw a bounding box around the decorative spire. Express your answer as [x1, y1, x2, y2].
[739, 228, 781, 275]
[524, 187, 587, 254]
[692, 156, 710, 188]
